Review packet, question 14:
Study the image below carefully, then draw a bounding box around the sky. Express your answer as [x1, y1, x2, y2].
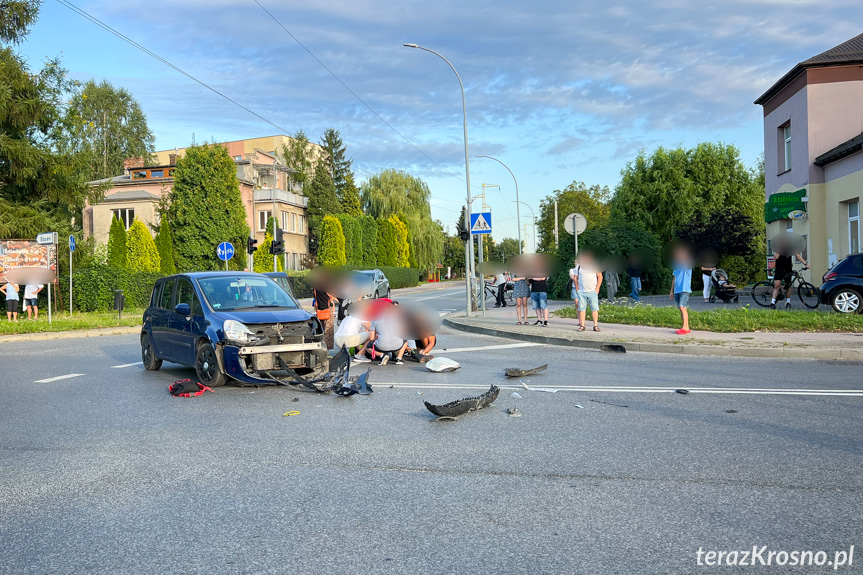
[17, 0, 863, 244]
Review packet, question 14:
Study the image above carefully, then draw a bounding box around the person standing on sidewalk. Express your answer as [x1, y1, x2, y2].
[605, 269, 619, 302]
[568, 259, 580, 310]
[670, 245, 693, 335]
[701, 264, 715, 303]
[575, 251, 602, 332]
[493, 271, 507, 308]
[512, 274, 530, 325]
[23, 283, 44, 319]
[528, 276, 549, 326]
[627, 259, 642, 302]
[1, 281, 20, 322]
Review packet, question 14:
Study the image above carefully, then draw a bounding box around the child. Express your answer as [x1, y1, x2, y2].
[670, 246, 693, 335]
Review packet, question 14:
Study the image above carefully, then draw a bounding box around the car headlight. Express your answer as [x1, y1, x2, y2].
[224, 320, 255, 343]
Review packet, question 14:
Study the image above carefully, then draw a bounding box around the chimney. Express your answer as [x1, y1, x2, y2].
[168, 153, 178, 165]
[123, 156, 144, 175]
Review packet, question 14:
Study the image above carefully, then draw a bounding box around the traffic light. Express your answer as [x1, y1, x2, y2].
[459, 207, 470, 241]
[247, 237, 258, 255]
[270, 227, 285, 255]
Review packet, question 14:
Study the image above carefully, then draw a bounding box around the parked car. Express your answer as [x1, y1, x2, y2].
[357, 269, 390, 299]
[141, 272, 331, 387]
[819, 253, 863, 313]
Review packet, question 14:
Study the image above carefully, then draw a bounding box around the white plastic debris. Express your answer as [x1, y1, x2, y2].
[511, 392, 523, 399]
[575, 404, 584, 409]
[425, 357, 461, 372]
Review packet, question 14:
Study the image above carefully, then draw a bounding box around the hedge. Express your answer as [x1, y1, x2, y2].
[62, 265, 162, 312]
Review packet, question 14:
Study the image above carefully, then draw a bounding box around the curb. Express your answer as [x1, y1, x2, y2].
[0, 326, 139, 344]
[442, 317, 859, 361]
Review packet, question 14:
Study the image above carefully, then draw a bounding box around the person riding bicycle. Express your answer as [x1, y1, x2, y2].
[770, 243, 808, 308]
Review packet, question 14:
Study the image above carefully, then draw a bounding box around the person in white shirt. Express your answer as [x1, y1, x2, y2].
[574, 251, 603, 332]
[568, 259, 580, 308]
[493, 272, 507, 308]
[24, 284, 44, 319]
[1, 282, 20, 322]
[335, 303, 372, 352]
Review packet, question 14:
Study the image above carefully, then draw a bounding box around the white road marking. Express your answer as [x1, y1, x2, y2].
[111, 362, 139, 369]
[411, 290, 461, 302]
[438, 342, 544, 354]
[382, 383, 863, 397]
[438, 312, 449, 317]
[34, 374, 85, 383]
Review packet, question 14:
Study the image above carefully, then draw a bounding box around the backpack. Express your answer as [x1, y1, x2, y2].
[169, 379, 214, 397]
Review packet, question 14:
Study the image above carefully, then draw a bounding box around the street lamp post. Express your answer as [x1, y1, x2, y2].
[476, 155, 522, 255]
[514, 201, 537, 253]
[404, 42, 473, 317]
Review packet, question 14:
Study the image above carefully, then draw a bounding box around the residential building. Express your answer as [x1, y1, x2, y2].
[755, 33, 863, 282]
[84, 135, 320, 270]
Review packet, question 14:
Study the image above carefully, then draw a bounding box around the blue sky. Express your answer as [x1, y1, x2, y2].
[18, 0, 863, 242]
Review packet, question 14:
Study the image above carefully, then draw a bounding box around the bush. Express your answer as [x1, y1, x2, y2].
[64, 265, 162, 311]
[107, 216, 127, 269]
[155, 221, 177, 274]
[126, 219, 161, 272]
[360, 215, 377, 266]
[376, 218, 397, 266]
[318, 215, 347, 266]
[286, 270, 312, 299]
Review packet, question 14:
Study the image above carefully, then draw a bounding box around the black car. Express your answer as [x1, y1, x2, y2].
[819, 253, 863, 313]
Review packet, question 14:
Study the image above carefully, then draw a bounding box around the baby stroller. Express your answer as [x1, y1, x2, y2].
[709, 269, 739, 303]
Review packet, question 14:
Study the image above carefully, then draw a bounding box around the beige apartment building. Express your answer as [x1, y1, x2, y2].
[755, 33, 863, 283]
[84, 135, 320, 270]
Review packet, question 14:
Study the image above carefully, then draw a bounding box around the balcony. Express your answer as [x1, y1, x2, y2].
[254, 188, 308, 207]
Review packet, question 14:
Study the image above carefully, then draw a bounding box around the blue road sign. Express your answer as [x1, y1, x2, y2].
[470, 212, 492, 235]
[216, 242, 235, 261]
[69, 235, 76, 253]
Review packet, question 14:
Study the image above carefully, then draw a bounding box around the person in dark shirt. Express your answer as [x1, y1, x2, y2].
[528, 277, 549, 326]
[626, 263, 642, 302]
[771, 252, 808, 308]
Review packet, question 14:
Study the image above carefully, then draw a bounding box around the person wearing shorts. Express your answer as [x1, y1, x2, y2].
[575, 252, 603, 332]
[568, 262, 580, 309]
[23, 284, 43, 319]
[670, 245, 693, 335]
[335, 308, 371, 353]
[528, 277, 549, 326]
[354, 314, 408, 365]
[2, 282, 20, 322]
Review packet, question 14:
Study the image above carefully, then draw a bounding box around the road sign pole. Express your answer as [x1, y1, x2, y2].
[47, 281, 52, 325]
[69, 250, 73, 315]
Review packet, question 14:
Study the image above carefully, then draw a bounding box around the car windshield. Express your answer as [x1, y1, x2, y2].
[197, 276, 299, 310]
[360, 271, 375, 280]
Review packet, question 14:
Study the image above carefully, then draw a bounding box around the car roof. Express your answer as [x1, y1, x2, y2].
[163, 272, 270, 280]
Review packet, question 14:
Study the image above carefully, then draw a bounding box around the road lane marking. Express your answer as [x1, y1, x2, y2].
[111, 363, 140, 369]
[411, 290, 462, 301]
[438, 342, 544, 353]
[381, 383, 863, 397]
[34, 374, 85, 383]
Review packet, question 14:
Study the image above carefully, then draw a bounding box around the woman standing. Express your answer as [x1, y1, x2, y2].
[512, 274, 530, 325]
[312, 286, 337, 350]
[1, 281, 20, 322]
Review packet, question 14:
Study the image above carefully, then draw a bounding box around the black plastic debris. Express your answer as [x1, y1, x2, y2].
[424, 385, 499, 418]
[589, 399, 628, 408]
[335, 368, 373, 396]
[726, 409, 738, 413]
[675, 389, 690, 395]
[601, 344, 626, 353]
[504, 364, 548, 377]
[272, 346, 371, 395]
[505, 407, 522, 417]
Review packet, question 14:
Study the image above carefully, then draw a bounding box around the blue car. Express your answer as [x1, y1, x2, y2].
[819, 253, 863, 314]
[141, 272, 330, 387]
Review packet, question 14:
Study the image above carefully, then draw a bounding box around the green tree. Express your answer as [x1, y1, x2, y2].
[339, 172, 363, 217]
[376, 218, 398, 266]
[318, 215, 347, 266]
[361, 169, 442, 270]
[537, 181, 611, 253]
[107, 215, 128, 269]
[336, 214, 363, 266]
[390, 215, 410, 267]
[442, 234, 465, 276]
[254, 232, 284, 272]
[359, 215, 378, 266]
[1, 0, 40, 44]
[126, 219, 161, 272]
[306, 167, 342, 223]
[154, 220, 176, 274]
[165, 143, 250, 271]
[281, 129, 314, 192]
[54, 79, 155, 181]
[495, 237, 522, 261]
[319, 128, 352, 192]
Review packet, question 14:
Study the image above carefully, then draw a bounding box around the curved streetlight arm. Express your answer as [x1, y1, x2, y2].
[476, 155, 522, 254]
[513, 201, 537, 253]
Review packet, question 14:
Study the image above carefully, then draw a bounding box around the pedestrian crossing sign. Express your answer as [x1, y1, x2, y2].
[470, 212, 492, 235]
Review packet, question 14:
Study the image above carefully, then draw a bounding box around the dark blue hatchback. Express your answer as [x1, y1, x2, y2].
[141, 272, 328, 387]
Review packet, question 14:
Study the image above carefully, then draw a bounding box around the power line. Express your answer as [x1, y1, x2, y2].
[253, 0, 478, 195]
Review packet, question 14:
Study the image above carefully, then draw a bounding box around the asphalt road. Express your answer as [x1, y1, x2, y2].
[1, 286, 862, 574]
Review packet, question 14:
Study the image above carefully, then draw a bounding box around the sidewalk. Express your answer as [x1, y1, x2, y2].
[443, 301, 863, 360]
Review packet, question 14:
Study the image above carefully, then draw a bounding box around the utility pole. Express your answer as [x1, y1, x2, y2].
[554, 200, 559, 248]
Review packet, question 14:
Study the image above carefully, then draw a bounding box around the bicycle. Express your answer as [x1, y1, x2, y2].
[751, 268, 819, 309]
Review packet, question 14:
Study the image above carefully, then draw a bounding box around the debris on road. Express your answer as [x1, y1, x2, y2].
[574, 404, 584, 409]
[169, 379, 214, 398]
[504, 364, 548, 377]
[601, 344, 626, 353]
[406, 349, 434, 363]
[424, 385, 499, 418]
[425, 357, 461, 372]
[589, 399, 628, 408]
[292, 397, 299, 402]
[520, 380, 559, 393]
[511, 392, 523, 399]
[726, 409, 738, 413]
[334, 368, 373, 396]
[282, 410, 300, 417]
[506, 407, 522, 417]
[675, 389, 690, 395]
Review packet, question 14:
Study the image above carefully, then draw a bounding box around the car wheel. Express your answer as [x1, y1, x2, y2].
[195, 342, 227, 387]
[141, 334, 162, 371]
[831, 289, 862, 314]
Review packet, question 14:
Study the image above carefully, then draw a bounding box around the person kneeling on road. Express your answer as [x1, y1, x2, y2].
[334, 302, 371, 352]
[353, 308, 408, 365]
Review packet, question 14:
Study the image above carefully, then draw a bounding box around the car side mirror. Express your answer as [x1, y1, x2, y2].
[174, 303, 191, 316]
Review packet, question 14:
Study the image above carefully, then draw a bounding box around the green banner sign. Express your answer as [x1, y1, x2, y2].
[765, 189, 806, 223]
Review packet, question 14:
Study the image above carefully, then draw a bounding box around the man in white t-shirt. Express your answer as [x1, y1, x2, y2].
[336, 311, 371, 352]
[23, 284, 44, 320]
[493, 272, 507, 308]
[574, 251, 603, 332]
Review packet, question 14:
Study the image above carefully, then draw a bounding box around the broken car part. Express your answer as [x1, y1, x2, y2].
[505, 407, 522, 417]
[424, 385, 500, 418]
[425, 357, 461, 373]
[600, 344, 626, 353]
[504, 364, 548, 377]
[169, 379, 214, 398]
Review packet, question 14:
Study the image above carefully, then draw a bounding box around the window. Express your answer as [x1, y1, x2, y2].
[168, 169, 175, 177]
[292, 213, 297, 233]
[159, 279, 176, 310]
[259, 210, 272, 231]
[801, 234, 808, 262]
[786, 219, 793, 231]
[781, 123, 792, 172]
[150, 169, 164, 178]
[111, 208, 135, 230]
[850, 200, 861, 254]
[299, 215, 306, 234]
[133, 170, 147, 179]
[176, 279, 201, 316]
[151, 281, 163, 307]
[282, 211, 290, 232]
